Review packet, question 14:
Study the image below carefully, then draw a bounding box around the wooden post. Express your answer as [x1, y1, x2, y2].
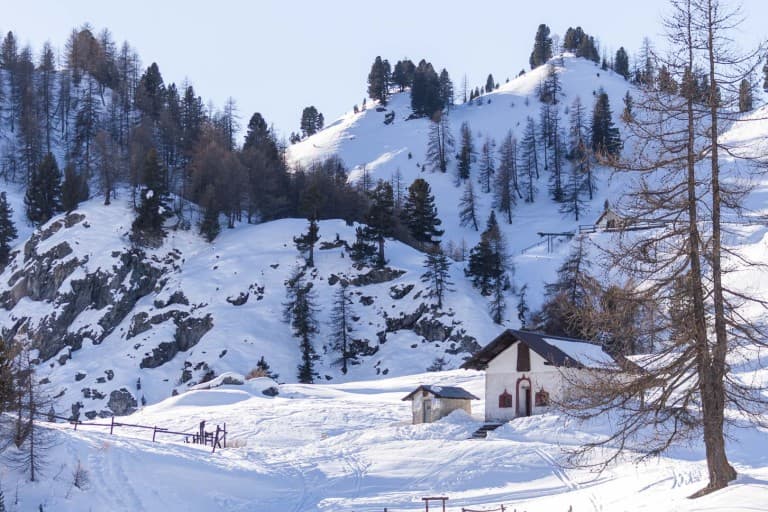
[110, 415, 115, 435]
[152, 426, 158, 442]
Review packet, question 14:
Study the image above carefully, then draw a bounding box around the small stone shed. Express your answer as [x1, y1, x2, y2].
[402, 385, 479, 424]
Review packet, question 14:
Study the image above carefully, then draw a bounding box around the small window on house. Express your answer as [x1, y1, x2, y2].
[517, 343, 531, 372]
[498, 390, 513, 408]
[535, 390, 550, 407]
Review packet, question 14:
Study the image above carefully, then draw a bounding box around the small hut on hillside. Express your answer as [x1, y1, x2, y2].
[402, 385, 479, 424]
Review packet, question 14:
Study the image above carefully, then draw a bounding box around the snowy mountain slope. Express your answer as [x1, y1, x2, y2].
[0, 193, 503, 418]
[288, 54, 636, 306]
[5, 370, 768, 511]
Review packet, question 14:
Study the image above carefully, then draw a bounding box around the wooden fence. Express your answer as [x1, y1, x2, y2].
[40, 412, 228, 453]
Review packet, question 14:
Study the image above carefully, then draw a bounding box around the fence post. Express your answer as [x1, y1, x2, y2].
[110, 415, 115, 435]
[152, 426, 158, 443]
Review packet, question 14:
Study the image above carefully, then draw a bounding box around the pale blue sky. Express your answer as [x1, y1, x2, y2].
[4, 1, 767, 139]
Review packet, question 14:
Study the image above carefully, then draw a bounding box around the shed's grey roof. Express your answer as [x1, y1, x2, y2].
[461, 329, 618, 371]
[401, 385, 479, 401]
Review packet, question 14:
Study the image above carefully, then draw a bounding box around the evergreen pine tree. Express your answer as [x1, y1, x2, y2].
[738, 79, 753, 113]
[349, 226, 375, 265]
[330, 282, 355, 374]
[591, 90, 622, 157]
[131, 148, 168, 238]
[614, 47, 630, 80]
[283, 266, 319, 384]
[255, 356, 279, 380]
[456, 121, 475, 182]
[367, 56, 388, 104]
[364, 180, 396, 267]
[410, 60, 442, 117]
[438, 68, 454, 110]
[198, 184, 220, 242]
[294, 217, 320, 267]
[529, 24, 553, 69]
[458, 179, 479, 231]
[485, 74, 495, 92]
[402, 178, 443, 245]
[465, 211, 508, 297]
[0, 192, 18, 267]
[538, 236, 596, 338]
[25, 153, 61, 226]
[60, 164, 88, 214]
[421, 248, 453, 309]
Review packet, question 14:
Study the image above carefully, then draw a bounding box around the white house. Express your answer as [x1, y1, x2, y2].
[461, 329, 618, 422]
[402, 385, 479, 424]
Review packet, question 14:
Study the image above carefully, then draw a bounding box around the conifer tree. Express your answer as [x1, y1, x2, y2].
[367, 56, 390, 104]
[614, 47, 630, 80]
[738, 79, 753, 113]
[25, 153, 61, 226]
[458, 179, 479, 231]
[520, 117, 539, 202]
[529, 24, 553, 68]
[465, 211, 508, 298]
[591, 90, 622, 157]
[198, 184, 220, 242]
[392, 59, 415, 91]
[349, 226, 375, 265]
[60, 164, 86, 214]
[425, 110, 454, 172]
[538, 236, 596, 338]
[294, 217, 320, 267]
[131, 148, 168, 238]
[477, 138, 496, 194]
[494, 136, 518, 224]
[364, 180, 396, 267]
[411, 60, 442, 117]
[0, 192, 17, 267]
[283, 266, 319, 384]
[402, 178, 443, 245]
[421, 247, 453, 309]
[498, 131, 522, 201]
[300, 106, 323, 138]
[330, 282, 355, 374]
[548, 112, 566, 202]
[438, 68, 454, 110]
[485, 74, 495, 92]
[568, 97, 595, 199]
[456, 121, 475, 182]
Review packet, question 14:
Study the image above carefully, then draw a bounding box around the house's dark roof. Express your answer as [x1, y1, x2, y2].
[461, 329, 617, 371]
[401, 385, 479, 401]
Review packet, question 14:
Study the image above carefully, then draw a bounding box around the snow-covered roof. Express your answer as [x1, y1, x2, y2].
[462, 329, 619, 370]
[401, 385, 479, 401]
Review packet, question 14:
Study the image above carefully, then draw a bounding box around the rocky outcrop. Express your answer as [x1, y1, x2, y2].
[107, 388, 137, 415]
[350, 267, 406, 286]
[140, 314, 214, 369]
[383, 304, 481, 354]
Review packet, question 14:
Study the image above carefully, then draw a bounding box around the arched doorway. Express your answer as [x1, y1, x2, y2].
[516, 377, 532, 417]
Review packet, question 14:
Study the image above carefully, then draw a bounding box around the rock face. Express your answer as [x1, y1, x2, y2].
[108, 388, 138, 415]
[140, 314, 214, 369]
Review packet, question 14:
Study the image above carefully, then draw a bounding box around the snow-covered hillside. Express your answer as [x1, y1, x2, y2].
[0, 192, 503, 419]
[289, 55, 635, 305]
[4, 370, 768, 511]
